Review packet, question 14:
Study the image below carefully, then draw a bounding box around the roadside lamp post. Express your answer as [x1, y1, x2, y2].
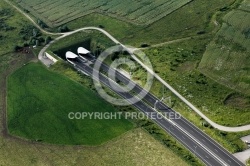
[161, 84, 165, 101]
[154, 100, 159, 110]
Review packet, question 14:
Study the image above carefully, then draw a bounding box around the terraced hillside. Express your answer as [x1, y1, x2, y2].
[14, 0, 192, 27]
[199, 0, 250, 95]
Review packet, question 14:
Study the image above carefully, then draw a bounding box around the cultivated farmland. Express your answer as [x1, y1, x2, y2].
[14, 0, 192, 27]
[199, 0, 250, 95]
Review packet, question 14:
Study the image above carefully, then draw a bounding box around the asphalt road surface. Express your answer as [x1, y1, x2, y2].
[95, 60, 244, 166]
[70, 57, 244, 166]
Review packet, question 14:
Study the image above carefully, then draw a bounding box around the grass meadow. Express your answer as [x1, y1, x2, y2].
[7, 63, 133, 145]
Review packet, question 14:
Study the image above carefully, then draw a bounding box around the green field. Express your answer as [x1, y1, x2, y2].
[199, 0, 250, 95]
[15, 0, 191, 27]
[0, 128, 189, 166]
[7, 63, 133, 145]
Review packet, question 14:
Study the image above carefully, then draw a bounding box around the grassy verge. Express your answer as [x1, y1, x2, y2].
[149, 78, 248, 153]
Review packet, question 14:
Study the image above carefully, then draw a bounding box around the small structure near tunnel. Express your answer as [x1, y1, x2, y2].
[45, 52, 58, 64]
[66, 51, 78, 65]
[77, 47, 90, 55]
[77, 47, 95, 61]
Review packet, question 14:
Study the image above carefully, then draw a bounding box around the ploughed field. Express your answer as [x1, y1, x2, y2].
[15, 0, 191, 27]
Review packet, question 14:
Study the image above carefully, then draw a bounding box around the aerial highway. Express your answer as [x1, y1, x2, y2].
[7, 0, 250, 132]
[67, 54, 244, 166]
[94, 59, 244, 166]
[4, 0, 247, 164]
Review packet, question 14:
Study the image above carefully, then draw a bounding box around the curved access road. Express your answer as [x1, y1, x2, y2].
[6, 0, 250, 132]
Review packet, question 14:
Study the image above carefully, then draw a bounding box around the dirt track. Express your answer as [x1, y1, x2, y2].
[0, 52, 35, 139]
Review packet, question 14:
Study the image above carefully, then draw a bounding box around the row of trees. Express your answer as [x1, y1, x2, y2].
[0, 8, 12, 17]
[28, 36, 52, 46]
[0, 19, 15, 31]
[58, 25, 69, 32]
[37, 19, 48, 29]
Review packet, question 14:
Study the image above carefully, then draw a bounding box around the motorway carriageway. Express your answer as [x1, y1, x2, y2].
[69, 56, 244, 166]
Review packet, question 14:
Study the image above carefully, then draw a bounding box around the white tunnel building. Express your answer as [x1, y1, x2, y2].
[66, 51, 78, 65]
[77, 47, 90, 55]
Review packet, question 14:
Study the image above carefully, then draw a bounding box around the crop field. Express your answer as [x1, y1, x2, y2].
[199, 1, 250, 95]
[7, 63, 133, 145]
[15, 0, 191, 27]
